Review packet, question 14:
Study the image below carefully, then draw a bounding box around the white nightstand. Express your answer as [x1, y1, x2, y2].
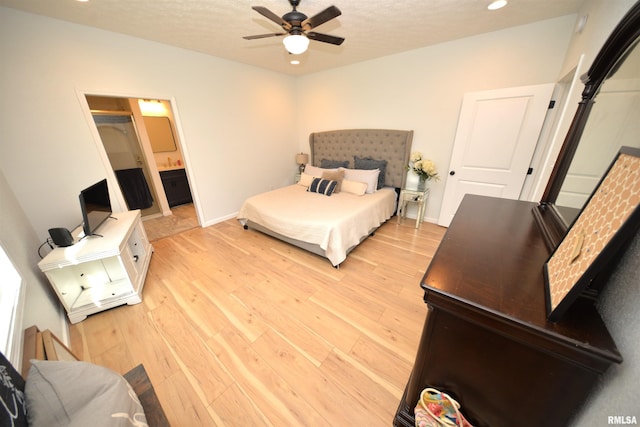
[397, 187, 430, 229]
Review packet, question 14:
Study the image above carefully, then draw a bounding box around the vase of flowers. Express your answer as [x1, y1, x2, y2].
[407, 151, 439, 190]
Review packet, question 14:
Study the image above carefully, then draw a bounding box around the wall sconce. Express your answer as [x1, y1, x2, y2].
[295, 152, 309, 173]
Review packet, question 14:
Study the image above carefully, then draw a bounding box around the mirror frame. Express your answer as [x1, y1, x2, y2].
[534, 0, 640, 249]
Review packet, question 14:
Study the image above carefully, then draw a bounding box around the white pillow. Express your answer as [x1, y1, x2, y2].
[341, 179, 368, 196]
[304, 164, 337, 178]
[341, 168, 380, 194]
[297, 172, 315, 187]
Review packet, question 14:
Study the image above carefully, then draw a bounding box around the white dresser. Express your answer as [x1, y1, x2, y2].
[38, 210, 153, 323]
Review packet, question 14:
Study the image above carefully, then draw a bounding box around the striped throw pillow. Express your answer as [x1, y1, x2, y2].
[307, 178, 338, 196]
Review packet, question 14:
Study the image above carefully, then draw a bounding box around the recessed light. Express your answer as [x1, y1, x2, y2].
[290, 60, 300, 65]
[488, 0, 507, 10]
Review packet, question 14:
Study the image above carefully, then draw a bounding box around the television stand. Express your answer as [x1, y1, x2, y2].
[38, 210, 153, 323]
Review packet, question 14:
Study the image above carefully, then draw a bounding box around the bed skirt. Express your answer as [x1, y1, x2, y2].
[244, 219, 381, 267]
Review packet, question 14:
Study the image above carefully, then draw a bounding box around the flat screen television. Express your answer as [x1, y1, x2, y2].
[79, 178, 112, 237]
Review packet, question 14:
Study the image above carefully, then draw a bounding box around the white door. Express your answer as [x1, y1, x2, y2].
[438, 84, 554, 227]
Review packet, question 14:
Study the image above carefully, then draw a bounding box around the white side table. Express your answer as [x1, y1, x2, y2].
[398, 187, 430, 228]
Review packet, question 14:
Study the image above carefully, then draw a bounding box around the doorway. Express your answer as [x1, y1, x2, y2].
[85, 95, 198, 240]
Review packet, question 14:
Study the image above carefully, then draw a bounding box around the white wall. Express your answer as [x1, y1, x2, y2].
[0, 7, 298, 240]
[296, 15, 577, 222]
[0, 170, 65, 366]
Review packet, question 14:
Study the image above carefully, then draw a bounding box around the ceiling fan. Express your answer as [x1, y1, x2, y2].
[243, 0, 344, 55]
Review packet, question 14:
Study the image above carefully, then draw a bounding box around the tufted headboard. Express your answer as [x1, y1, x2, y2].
[309, 129, 414, 189]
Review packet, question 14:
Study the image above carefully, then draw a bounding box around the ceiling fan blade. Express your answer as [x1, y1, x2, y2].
[307, 32, 345, 46]
[243, 33, 286, 40]
[252, 6, 292, 30]
[303, 6, 341, 30]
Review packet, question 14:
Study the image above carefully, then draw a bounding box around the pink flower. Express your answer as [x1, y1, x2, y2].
[427, 402, 443, 416]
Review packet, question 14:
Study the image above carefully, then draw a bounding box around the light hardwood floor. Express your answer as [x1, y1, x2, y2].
[69, 216, 446, 426]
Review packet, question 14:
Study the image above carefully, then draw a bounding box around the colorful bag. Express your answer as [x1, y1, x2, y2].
[414, 387, 474, 427]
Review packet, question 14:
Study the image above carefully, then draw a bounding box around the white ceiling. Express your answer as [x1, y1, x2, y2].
[0, 0, 584, 76]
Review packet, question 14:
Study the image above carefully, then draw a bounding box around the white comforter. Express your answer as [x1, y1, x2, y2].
[237, 184, 397, 265]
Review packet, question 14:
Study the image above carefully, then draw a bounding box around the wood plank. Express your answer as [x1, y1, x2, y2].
[154, 369, 217, 426]
[210, 383, 274, 426]
[149, 300, 233, 405]
[232, 281, 333, 367]
[123, 364, 171, 427]
[309, 289, 419, 363]
[322, 348, 402, 421]
[348, 335, 414, 391]
[209, 326, 327, 426]
[244, 279, 362, 354]
[21, 325, 42, 377]
[252, 328, 389, 426]
[109, 303, 180, 383]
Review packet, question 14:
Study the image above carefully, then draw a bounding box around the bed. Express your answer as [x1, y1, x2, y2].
[238, 129, 413, 266]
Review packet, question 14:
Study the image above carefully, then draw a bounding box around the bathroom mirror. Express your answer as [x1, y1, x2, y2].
[144, 116, 178, 153]
[534, 1, 640, 249]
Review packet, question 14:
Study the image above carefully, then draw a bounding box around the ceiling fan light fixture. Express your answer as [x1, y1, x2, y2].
[488, 0, 507, 10]
[283, 34, 309, 55]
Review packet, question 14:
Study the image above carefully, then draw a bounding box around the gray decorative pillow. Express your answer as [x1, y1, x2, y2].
[25, 360, 147, 427]
[354, 156, 388, 189]
[0, 351, 27, 427]
[320, 159, 349, 169]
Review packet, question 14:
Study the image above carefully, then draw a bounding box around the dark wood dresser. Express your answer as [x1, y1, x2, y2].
[394, 195, 622, 427]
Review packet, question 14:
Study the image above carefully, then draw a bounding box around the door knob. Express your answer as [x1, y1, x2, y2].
[449, 171, 456, 176]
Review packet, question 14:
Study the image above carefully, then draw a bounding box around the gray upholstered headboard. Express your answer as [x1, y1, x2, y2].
[309, 129, 414, 189]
